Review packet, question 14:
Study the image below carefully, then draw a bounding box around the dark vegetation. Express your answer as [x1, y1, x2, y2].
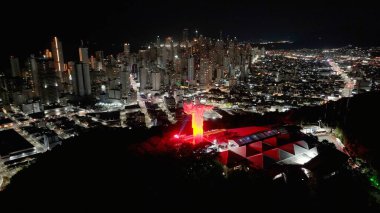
[284, 91, 380, 171]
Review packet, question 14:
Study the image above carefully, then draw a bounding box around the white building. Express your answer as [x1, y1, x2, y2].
[79, 47, 89, 64]
[151, 72, 161, 91]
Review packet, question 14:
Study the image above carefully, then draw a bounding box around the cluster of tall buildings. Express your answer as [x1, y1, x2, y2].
[1, 37, 94, 108]
[0, 30, 265, 112]
[133, 29, 265, 94]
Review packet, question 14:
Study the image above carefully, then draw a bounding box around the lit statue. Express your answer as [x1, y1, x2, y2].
[183, 98, 213, 144]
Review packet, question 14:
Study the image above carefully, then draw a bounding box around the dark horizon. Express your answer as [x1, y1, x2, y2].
[1, 0, 379, 70]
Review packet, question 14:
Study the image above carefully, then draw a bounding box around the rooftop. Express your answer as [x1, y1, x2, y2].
[0, 129, 34, 156]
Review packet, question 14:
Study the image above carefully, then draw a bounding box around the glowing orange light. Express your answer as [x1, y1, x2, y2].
[183, 101, 213, 144]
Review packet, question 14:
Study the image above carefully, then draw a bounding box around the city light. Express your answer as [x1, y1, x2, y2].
[0, 3, 378, 211]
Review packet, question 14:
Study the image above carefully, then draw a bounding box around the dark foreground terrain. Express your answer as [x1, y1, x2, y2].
[1, 92, 380, 212]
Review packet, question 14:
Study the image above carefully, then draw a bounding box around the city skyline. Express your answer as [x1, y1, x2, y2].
[1, 1, 380, 211]
[1, 0, 379, 69]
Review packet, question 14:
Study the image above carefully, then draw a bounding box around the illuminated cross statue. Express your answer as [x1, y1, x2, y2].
[183, 99, 213, 144]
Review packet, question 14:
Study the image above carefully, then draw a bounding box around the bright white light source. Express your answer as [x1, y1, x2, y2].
[273, 173, 283, 180]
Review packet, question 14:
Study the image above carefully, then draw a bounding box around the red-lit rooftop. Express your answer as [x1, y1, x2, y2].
[172, 125, 319, 170]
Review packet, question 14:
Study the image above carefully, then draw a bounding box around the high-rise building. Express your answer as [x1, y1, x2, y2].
[188, 56, 194, 84]
[95, 51, 104, 61]
[215, 40, 224, 65]
[151, 71, 161, 91]
[79, 47, 89, 64]
[82, 63, 91, 96]
[73, 64, 84, 96]
[182, 28, 189, 42]
[94, 51, 104, 71]
[124, 43, 130, 56]
[9, 56, 21, 77]
[216, 67, 223, 80]
[223, 56, 233, 78]
[51, 37, 64, 82]
[120, 64, 130, 97]
[44, 49, 52, 58]
[139, 67, 148, 91]
[156, 36, 160, 47]
[73, 63, 91, 96]
[67, 61, 75, 94]
[29, 55, 40, 96]
[90, 56, 96, 70]
[199, 58, 211, 86]
[37, 57, 60, 105]
[0, 74, 10, 105]
[162, 37, 174, 66]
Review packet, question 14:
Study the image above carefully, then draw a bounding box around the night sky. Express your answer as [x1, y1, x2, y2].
[1, 0, 379, 70]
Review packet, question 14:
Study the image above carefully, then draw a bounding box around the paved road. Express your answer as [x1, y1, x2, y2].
[317, 133, 346, 154]
[328, 60, 355, 97]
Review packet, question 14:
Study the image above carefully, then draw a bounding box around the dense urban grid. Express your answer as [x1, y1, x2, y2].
[1, 29, 380, 210]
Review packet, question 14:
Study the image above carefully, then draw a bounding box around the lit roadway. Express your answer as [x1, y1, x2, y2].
[4, 120, 46, 153]
[130, 75, 153, 128]
[15, 127, 46, 152]
[3, 105, 46, 152]
[328, 59, 355, 97]
[157, 97, 177, 124]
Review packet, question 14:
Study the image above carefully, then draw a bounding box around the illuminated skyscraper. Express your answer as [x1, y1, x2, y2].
[156, 36, 160, 47]
[124, 43, 130, 56]
[67, 61, 75, 94]
[188, 56, 194, 84]
[94, 51, 104, 71]
[28, 55, 40, 96]
[120, 64, 130, 97]
[151, 71, 161, 91]
[215, 39, 224, 65]
[139, 67, 148, 91]
[90, 56, 96, 70]
[51, 37, 64, 82]
[37, 57, 60, 104]
[73, 63, 91, 96]
[73, 64, 84, 96]
[199, 58, 211, 86]
[44, 49, 52, 58]
[161, 37, 174, 69]
[79, 47, 89, 64]
[9, 56, 21, 77]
